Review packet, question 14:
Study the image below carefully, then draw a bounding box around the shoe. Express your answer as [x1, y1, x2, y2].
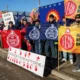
[72, 67, 80, 72]
[74, 61, 78, 66]
[61, 58, 67, 62]
[46, 57, 51, 60]
[70, 59, 73, 64]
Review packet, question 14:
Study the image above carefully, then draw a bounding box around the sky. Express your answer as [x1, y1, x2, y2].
[0, 0, 63, 12]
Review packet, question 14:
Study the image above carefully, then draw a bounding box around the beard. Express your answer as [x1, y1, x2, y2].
[76, 20, 80, 24]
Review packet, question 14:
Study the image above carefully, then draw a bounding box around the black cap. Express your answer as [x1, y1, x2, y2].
[23, 18, 27, 22]
[49, 14, 54, 18]
[21, 18, 24, 21]
[75, 14, 80, 19]
[62, 16, 65, 19]
[21, 17, 25, 20]
[35, 19, 40, 22]
[9, 21, 13, 24]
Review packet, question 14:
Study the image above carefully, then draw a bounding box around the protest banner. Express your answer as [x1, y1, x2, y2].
[7, 47, 46, 77]
[2, 12, 15, 26]
[27, 26, 40, 40]
[26, 23, 58, 41]
[58, 26, 80, 54]
[65, 0, 80, 19]
[39, 1, 64, 23]
[1, 30, 21, 48]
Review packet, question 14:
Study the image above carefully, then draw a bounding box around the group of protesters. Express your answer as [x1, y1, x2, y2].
[0, 13, 80, 72]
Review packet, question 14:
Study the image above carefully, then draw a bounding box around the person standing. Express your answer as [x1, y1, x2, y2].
[72, 14, 80, 72]
[34, 19, 41, 54]
[20, 18, 28, 50]
[0, 21, 4, 30]
[45, 14, 58, 59]
[60, 16, 73, 64]
[21, 18, 32, 51]
[0, 21, 4, 47]
[8, 21, 16, 30]
[17, 18, 24, 30]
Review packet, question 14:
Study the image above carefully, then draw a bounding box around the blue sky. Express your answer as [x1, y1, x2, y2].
[0, 0, 63, 12]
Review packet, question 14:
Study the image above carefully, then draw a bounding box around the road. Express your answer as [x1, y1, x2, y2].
[0, 57, 62, 80]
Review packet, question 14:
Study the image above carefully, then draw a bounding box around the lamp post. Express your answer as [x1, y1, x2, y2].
[38, 0, 40, 9]
[6, 4, 8, 12]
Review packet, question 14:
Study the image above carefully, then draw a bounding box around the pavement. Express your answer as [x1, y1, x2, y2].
[0, 56, 62, 80]
[59, 63, 80, 79]
[52, 61, 80, 80]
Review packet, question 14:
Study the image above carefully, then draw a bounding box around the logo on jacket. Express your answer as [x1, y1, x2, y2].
[7, 30, 19, 47]
[29, 27, 40, 40]
[45, 24, 58, 39]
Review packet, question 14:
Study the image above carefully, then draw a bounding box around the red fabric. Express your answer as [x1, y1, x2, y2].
[20, 24, 28, 40]
[25, 40, 32, 51]
[21, 28, 26, 40]
[21, 27, 26, 34]
[1, 30, 21, 48]
[0, 30, 2, 35]
[20, 24, 32, 51]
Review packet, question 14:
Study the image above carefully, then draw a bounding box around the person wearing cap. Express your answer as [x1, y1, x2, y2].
[34, 19, 42, 54]
[71, 14, 80, 28]
[71, 14, 80, 72]
[20, 18, 32, 51]
[45, 14, 58, 60]
[17, 18, 24, 30]
[8, 21, 16, 30]
[20, 18, 28, 50]
[20, 18, 28, 34]
[59, 16, 73, 64]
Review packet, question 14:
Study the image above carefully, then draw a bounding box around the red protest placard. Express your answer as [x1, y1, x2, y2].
[1, 30, 21, 48]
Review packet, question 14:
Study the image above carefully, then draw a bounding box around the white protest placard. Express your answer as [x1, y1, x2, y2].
[2, 12, 15, 26]
[7, 47, 46, 77]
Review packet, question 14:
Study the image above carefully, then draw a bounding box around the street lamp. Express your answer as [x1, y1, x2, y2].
[6, 4, 8, 12]
[38, 0, 40, 8]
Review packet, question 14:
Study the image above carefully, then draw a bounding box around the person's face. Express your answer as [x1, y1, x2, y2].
[23, 21, 27, 25]
[20, 19, 23, 24]
[2, 22, 4, 25]
[49, 17, 54, 22]
[62, 18, 66, 22]
[9, 23, 13, 27]
[35, 22, 39, 26]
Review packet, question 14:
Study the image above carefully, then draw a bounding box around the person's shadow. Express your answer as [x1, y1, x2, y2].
[44, 57, 58, 76]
